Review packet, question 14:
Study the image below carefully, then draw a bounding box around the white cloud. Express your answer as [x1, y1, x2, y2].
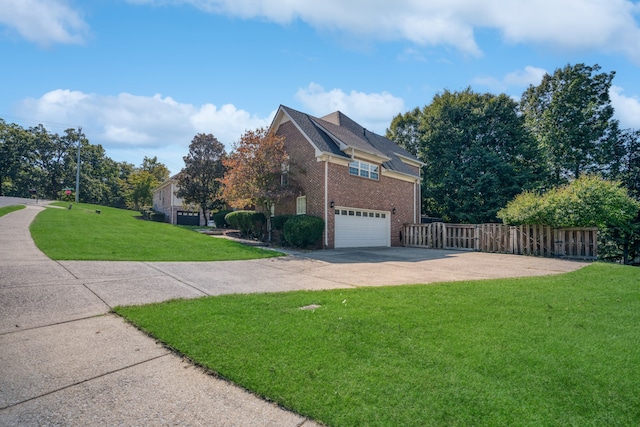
[295, 82, 405, 133]
[473, 66, 547, 94]
[610, 85, 640, 130]
[0, 0, 89, 46]
[16, 89, 274, 162]
[504, 66, 547, 87]
[131, 0, 640, 62]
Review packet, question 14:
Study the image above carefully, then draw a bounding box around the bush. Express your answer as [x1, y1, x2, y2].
[139, 208, 154, 220]
[498, 175, 640, 264]
[498, 175, 639, 228]
[283, 215, 324, 248]
[225, 210, 266, 238]
[212, 209, 233, 228]
[150, 212, 165, 222]
[272, 215, 294, 231]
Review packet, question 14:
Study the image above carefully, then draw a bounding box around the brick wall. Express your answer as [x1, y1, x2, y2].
[153, 184, 177, 224]
[277, 120, 420, 248]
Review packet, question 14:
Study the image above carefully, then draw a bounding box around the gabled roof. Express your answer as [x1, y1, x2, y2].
[274, 105, 421, 178]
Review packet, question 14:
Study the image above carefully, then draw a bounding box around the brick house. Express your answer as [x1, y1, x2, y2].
[152, 175, 203, 225]
[271, 105, 422, 248]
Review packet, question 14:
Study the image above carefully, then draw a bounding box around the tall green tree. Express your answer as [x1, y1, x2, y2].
[124, 170, 157, 210]
[141, 156, 170, 183]
[615, 129, 640, 200]
[520, 63, 618, 185]
[177, 133, 226, 222]
[398, 89, 542, 223]
[385, 107, 421, 156]
[36, 127, 81, 200]
[0, 119, 33, 196]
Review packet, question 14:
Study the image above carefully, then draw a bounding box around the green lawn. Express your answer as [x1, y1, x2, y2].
[30, 202, 282, 261]
[0, 204, 26, 217]
[115, 263, 640, 426]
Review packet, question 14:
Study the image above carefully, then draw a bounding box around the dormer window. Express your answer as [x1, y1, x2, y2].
[349, 160, 379, 180]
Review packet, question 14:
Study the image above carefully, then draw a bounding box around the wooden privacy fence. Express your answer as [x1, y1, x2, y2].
[403, 223, 598, 260]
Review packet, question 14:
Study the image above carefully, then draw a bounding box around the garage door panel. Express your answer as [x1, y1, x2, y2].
[334, 208, 390, 248]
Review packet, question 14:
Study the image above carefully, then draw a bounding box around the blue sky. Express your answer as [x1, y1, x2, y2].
[1, 0, 640, 174]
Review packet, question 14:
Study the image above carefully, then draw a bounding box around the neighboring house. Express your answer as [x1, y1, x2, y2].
[270, 105, 423, 248]
[152, 175, 203, 225]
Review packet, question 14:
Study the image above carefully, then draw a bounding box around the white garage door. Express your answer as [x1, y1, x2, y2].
[334, 207, 390, 248]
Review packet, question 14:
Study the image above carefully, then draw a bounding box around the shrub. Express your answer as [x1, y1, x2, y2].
[212, 209, 233, 228]
[150, 212, 165, 222]
[272, 215, 294, 231]
[225, 210, 266, 238]
[139, 208, 154, 220]
[283, 215, 324, 248]
[498, 176, 639, 228]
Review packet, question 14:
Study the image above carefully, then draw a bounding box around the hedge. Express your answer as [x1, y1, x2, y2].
[212, 209, 234, 228]
[283, 214, 324, 248]
[225, 210, 267, 238]
[272, 215, 294, 231]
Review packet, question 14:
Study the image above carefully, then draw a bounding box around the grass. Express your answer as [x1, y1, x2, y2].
[115, 263, 640, 426]
[0, 204, 26, 217]
[30, 202, 282, 261]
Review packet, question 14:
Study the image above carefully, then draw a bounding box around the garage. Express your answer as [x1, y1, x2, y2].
[334, 207, 390, 248]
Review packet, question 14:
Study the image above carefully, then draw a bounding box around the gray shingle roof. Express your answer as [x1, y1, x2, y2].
[278, 105, 420, 178]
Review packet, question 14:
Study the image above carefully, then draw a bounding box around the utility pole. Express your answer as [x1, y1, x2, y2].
[75, 127, 81, 203]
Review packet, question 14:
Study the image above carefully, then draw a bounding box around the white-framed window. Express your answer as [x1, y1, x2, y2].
[349, 160, 379, 180]
[296, 196, 307, 215]
[281, 160, 290, 186]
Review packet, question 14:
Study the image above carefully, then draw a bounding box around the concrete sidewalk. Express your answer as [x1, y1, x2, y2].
[0, 205, 323, 426]
[0, 204, 587, 426]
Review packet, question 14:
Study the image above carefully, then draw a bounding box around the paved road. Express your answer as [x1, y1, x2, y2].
[0, 196, 51, 208]
[0, 203, 587, 426]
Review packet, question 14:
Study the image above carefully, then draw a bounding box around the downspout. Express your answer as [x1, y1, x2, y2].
[418, 166, 422, 223]
[413, 181, 418, 224]
[324, 157, 329, 247]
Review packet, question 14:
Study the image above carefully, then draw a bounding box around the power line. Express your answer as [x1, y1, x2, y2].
[1, 113, 78, 131]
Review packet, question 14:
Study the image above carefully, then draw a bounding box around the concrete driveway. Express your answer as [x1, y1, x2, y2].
[0, 202, 588, 426]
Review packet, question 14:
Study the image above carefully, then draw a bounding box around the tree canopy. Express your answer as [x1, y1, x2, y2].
[221, 128, 297, 210]
[176, 133, 226, 221]
[386, 63, 639, 232]
[388, 88, 542, 223]
[0, 119, 170, 209]
[520, 63, 618, 185]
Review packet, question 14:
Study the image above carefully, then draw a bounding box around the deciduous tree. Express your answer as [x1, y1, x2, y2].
[385, 107, 421, 156]
[221, 128, 297, 211]
[177, 133, 226, 222]
[405, 88, 542, 223]
[520, 63, 618, 185]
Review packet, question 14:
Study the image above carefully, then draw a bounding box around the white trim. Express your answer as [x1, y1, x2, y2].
[317, 153, 351, 166]
[343, 147, 391, 164]
[324, 159, 329, 247]
[381, 168, 420, 182]
[296, 196, 307, 215]
[349, 159, 379, 180]
[396, 152, 425, 167]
